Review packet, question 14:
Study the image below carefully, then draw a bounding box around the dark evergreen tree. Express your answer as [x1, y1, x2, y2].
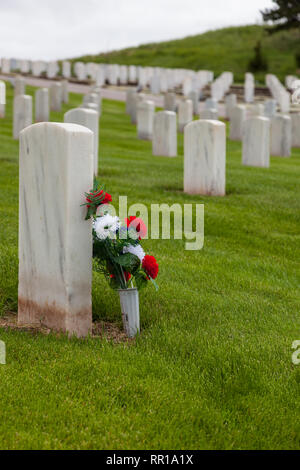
[261, 0, 300, 33]
[248, 41, 268, 72]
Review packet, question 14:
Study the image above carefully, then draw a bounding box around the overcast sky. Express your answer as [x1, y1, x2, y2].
[0, 0, 274, 60]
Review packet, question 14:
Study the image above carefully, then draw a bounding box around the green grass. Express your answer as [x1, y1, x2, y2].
[72, 25, 300, 83]
[0, 81, 300, 449]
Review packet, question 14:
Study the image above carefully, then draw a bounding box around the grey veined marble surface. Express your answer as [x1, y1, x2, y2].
[184, 119, 226, 196]
[18, 122, 94, 337]
[242, 116, 270, 168]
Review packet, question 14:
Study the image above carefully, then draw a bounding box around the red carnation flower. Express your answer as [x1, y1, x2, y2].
[142, 255, 159, 280]
[86, 190, 112, 208]
[126, 216, 147, 240]
[101, 192, 112, 204]
[124, 271, 131, 282]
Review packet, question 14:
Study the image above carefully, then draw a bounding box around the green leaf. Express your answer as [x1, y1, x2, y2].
[149, 276, 159, 291]
[113, 253, 140, 269]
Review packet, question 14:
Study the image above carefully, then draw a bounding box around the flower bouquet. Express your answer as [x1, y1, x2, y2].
[83, 179, 159, 337]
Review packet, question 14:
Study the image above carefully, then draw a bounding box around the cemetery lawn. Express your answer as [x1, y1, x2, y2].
[0, 81, 300, 450]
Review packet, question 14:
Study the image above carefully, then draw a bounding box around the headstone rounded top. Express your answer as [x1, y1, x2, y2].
[66, 107, 98, 117]
[273, 113, 291, 121]
[156, 110, 176, 117]
[186, 119, 225, 131]
[20, 121, 94, 137]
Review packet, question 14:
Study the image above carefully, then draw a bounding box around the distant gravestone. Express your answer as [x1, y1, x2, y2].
[119, 65, 128, 85]
[188, 90, 199, 115]
[264, 99, 277, 118]
[178, 99, 193, 133]
[152, 111, 177, 157]
[20, 60, 30, 74]
[13, 95, 32, 140]
[1, 58, 10, 74]
[14, 76, 26, 97]
[95, 66, 105, 87]
[74, 62, 87, 81]
[129, 65, 137, 83]
[150, 74, 161, 95]
[137, 100, 155, 140]
[249, 103, 264, 117]
[50, 83, 62, 112]
[64, 107, 99, 176]
[225, 94, 237, 120]
[130, 93, 145, 125]
[184, 120, 226, 196]
[61, 80, 69, 104]
[126, 88, 137, 115]
[200, 109, 218, 120]
[291, 113, 300, 148]
[205, 98, 218, 111]
[242, 117, 270, 168]
[0, 81, 6, 118]
[83, 92, 101, 115]
[35, 88, 49, 122]
[62, 61, 71, 78]
[164, 92, 177, 112]
[230, 105, 246, 141]
[270, 114, 292, 157]
[18, 122, 94, 337]
[244, 75, 255, 103]
[81, 102, 98, 112]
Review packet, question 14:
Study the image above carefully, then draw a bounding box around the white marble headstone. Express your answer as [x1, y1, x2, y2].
[184, 120, 226, 196]
[13, 94, 32, 140]
[61, 80, 69, 104]
[291, 113, 300, 148]
[152, 111, 177, 157]
[35, 88, 49, 122]
[64, 107, 99, 176]
[264, 99, 277, 118]
[270, 114, 292, 157]
[83, 92, 101, 115]
[230, 105, 246, 141]
[178, 99, 193, 133]
[188, 90, 199, 115]
[200, 109, 218, 120]
[62, 61, 71, 79]
[225, 94, 237, 120]
[242, 117, 270, 168]
[14, 76, 26, 97]
[18, 122, 94, 337]
[130, 93, 145, 125]
[164, 93, 177, 112]
[0, 80, 6, 118]
[137, 100, 155, 140]
[126, 89, 137, 115]
[50, 83, 62, 112]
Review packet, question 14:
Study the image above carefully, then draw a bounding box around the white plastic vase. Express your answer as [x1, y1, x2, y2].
[118, 288, 140, 338]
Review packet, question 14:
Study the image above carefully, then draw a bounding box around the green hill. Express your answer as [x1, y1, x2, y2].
[72, 25, 299, 83]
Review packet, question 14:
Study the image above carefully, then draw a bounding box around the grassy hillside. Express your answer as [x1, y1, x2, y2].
[73, 25, 300, 83]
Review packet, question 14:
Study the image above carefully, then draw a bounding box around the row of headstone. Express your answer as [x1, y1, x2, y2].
[11, 79, 70, 138]
[1, 57, 214, 95]
[266, 74, 290, 113]
[211, 72, 233, 102]
[230, 102, 296, 157]
[0, 80, 5, 118]
[244, 73, 255, 103]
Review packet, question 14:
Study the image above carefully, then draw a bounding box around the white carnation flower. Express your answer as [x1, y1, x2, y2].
[93, 214, 120, 240]
[123, 244, 145, 262]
